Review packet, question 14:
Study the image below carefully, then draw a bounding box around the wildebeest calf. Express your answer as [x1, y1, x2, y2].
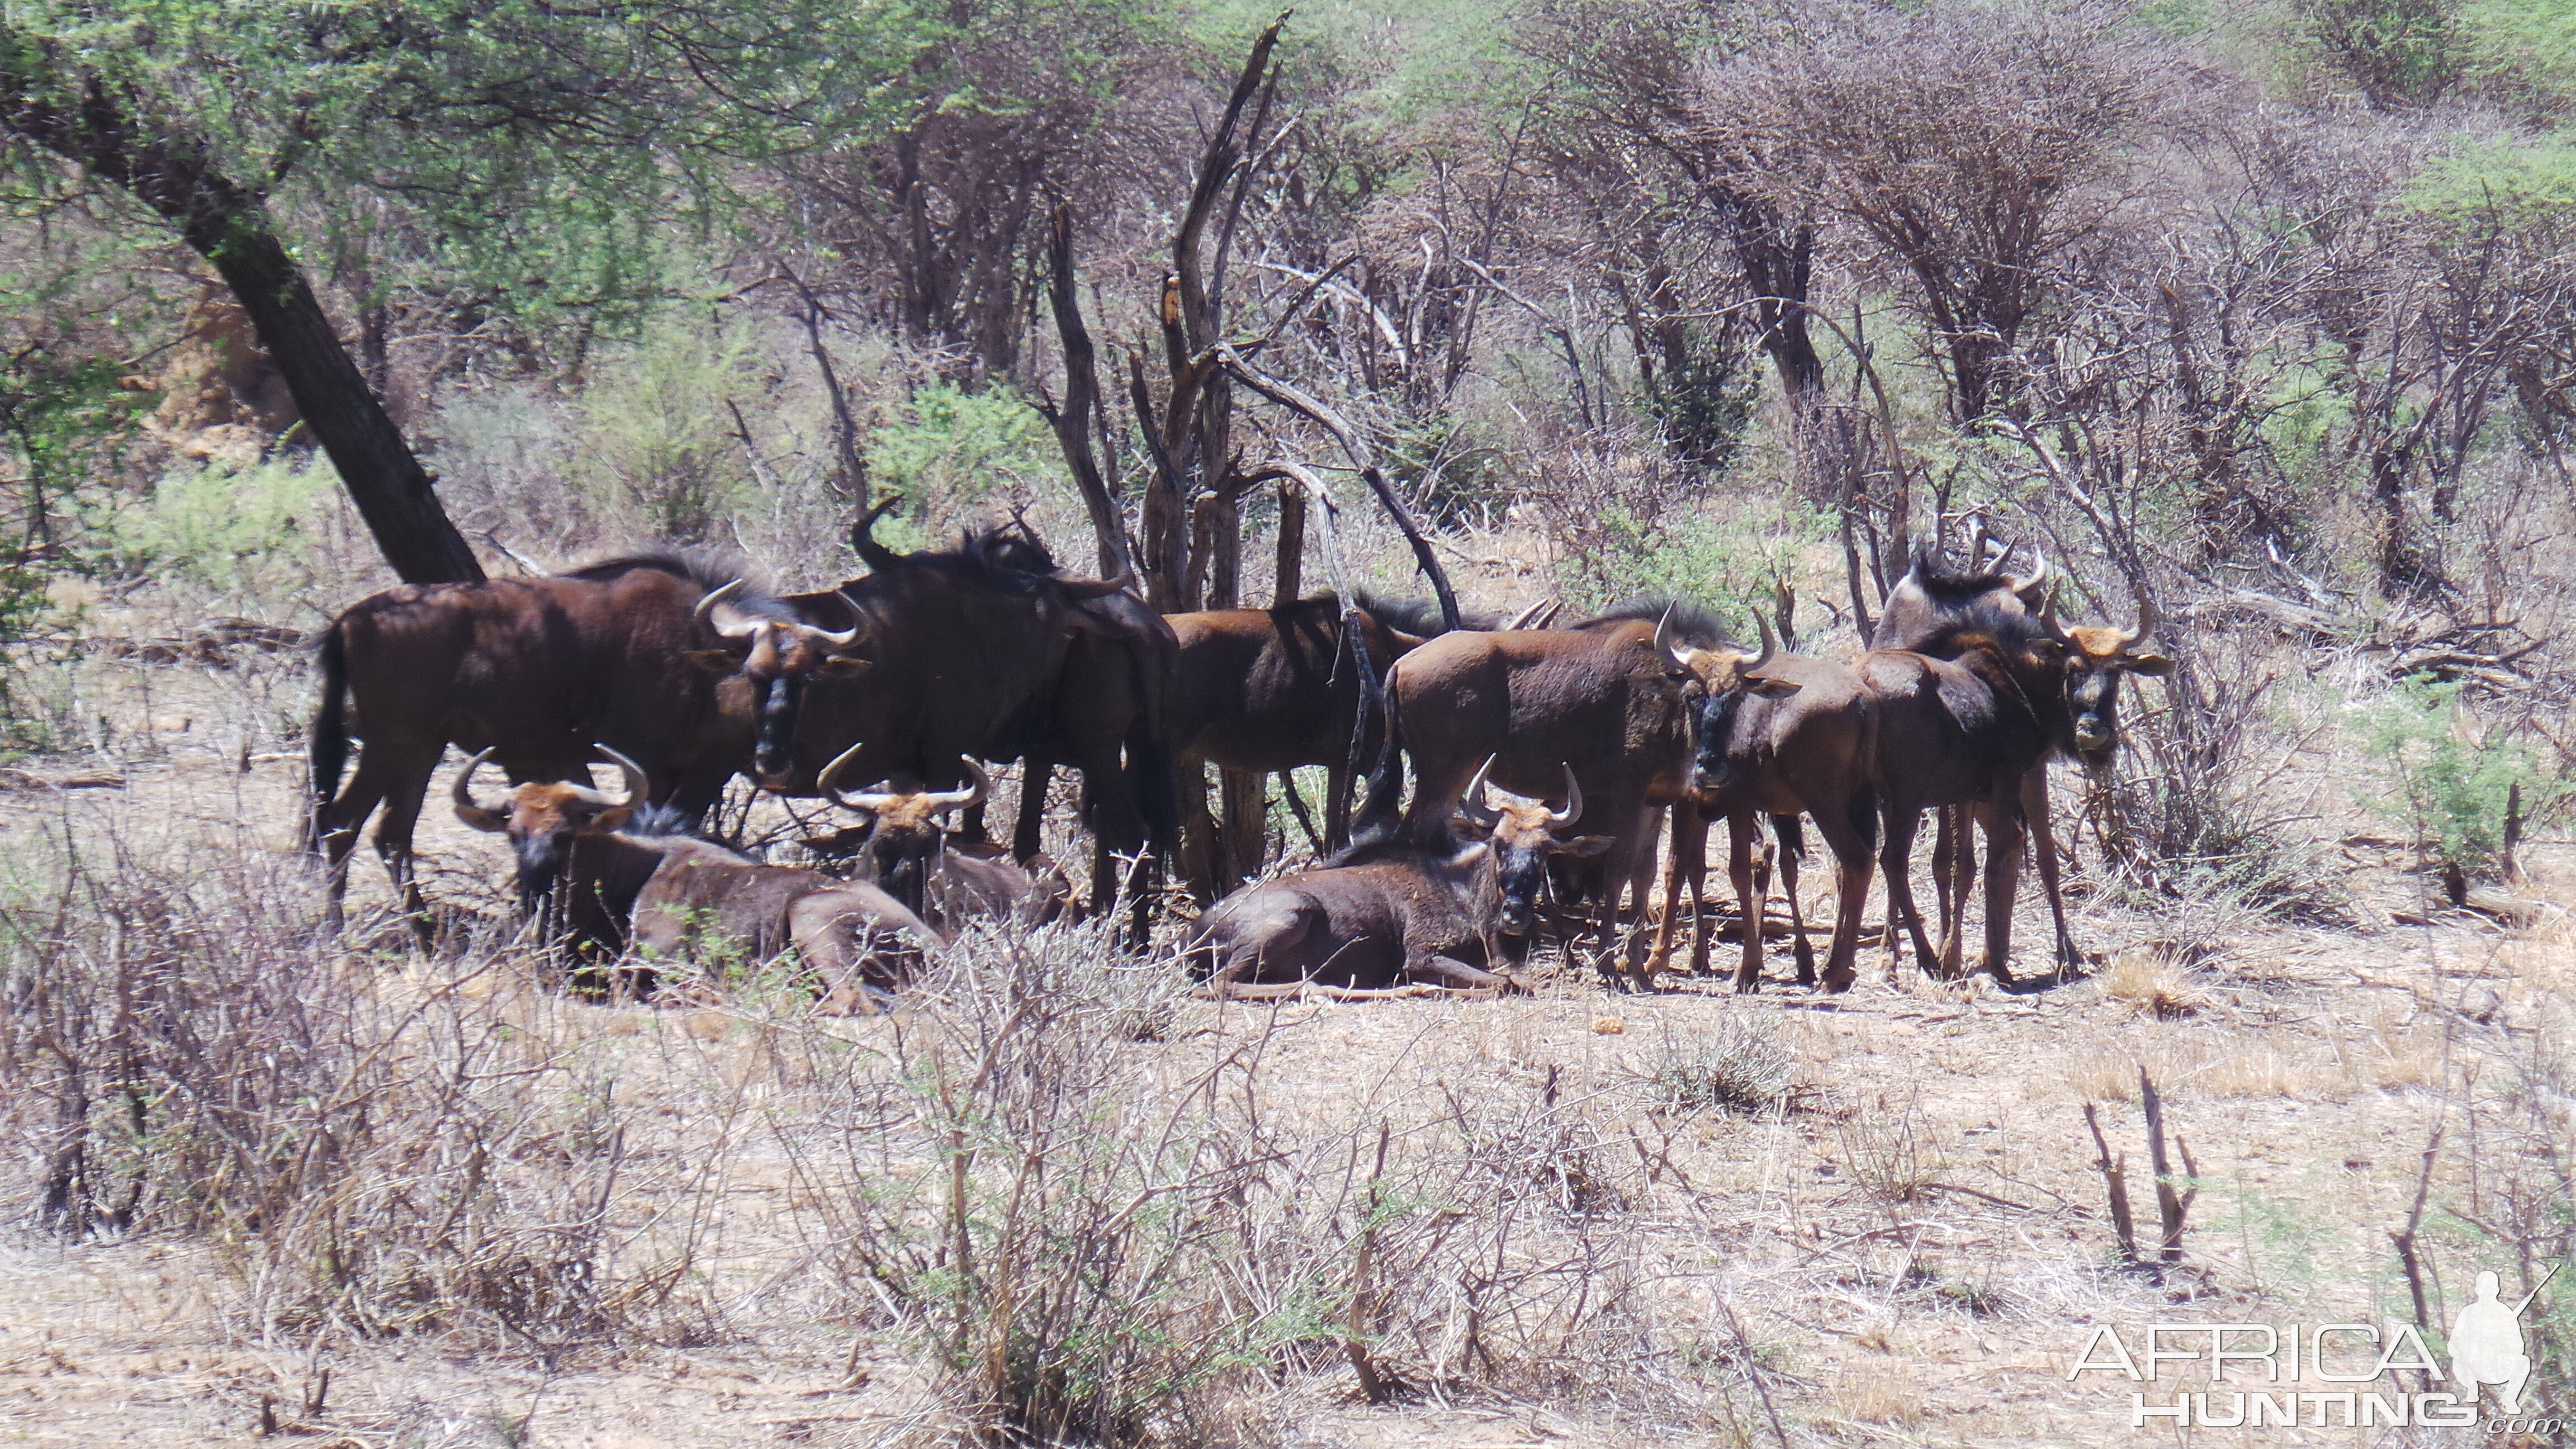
[1188, 760, 1609, 997]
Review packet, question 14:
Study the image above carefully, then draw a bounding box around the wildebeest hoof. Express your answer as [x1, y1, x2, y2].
[1732, 974, 1760, 995]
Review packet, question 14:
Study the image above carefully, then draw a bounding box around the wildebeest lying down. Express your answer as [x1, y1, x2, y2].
[451, 742, 678, 959]
[627, 842, 945, 1014]
[1187, 760, 1610, 997]
[812, 748, 1073, 930]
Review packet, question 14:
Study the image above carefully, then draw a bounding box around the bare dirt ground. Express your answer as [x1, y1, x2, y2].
[3, 590, 2569, 1448]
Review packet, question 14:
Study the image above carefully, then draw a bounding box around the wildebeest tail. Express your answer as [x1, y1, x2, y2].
[1351, 688, 1406, 845]
[309, 623, 350, 823]
[1770, 813, 1806, 863]
[1848, 788, 1880, 854]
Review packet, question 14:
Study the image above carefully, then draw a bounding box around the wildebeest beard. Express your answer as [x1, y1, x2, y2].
[754, 675, 805, 784]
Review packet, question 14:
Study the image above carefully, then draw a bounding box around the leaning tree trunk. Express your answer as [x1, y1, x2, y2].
[2, 57, 485, 585]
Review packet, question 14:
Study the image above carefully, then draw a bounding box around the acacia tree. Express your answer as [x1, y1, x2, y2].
[0, 1, 913, 583]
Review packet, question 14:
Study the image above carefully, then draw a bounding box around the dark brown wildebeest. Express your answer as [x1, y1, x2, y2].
[310, 554, 786, 928]
[815, 749, 1070, 929]
[1188, 760, 1609, 997]
[1654, 617, 1883, 993]
[1862, 586, 2171, 983]
[1375, 606, 1702, 989]
[627, 840, 945, 1014]
[449, 742, 662, 954]
[699, 503, 1175, 920]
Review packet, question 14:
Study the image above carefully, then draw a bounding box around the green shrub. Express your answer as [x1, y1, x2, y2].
[567, 307, 768, 543]
[87, 454, 339, 600]
[867, 380, 1067, 538]
[1553, 494, 1830, 623]
[2365, 673, 2562, 891]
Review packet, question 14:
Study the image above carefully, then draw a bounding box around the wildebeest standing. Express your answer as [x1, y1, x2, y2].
[1658, 618, 1882, 992]
[701, 502, 1176, 921]
[1189, 760, 1609, 996]
[310, 555, 780, 929]
[1376, 608, 1699, 989]
[1863, 588, 2171, 983]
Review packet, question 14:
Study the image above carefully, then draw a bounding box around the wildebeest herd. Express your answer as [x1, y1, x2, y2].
[306, 504, 2171, 1008]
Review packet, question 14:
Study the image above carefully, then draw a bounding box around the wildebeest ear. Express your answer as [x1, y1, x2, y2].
[818, 656, 873, 678]
[1054, 576, 1128, 600]
[686, 649, 744, 674]
[2124, 652, 2175, 676]
[1747, 676, 1803, 699]
[452, 801, 508, 833]
[1555, 835, 1617, 858]
[589, 806, 634, 835]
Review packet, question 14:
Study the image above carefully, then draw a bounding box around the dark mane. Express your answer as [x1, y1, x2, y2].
[560, 551, 797, 619]
[963, 524, 1059, 580]
[1933, 591, 2048, 655]
[1570, 597, 1738, 650]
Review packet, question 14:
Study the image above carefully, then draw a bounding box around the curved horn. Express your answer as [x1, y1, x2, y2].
[1746, 611, 1779, 675]
[2040, 585, 2075, 643]
[817, 739, 899, 811]
[1503, 598, 1554, 631]
[922, 755, 991, 813]
[2118, 583, 2158, 648]
[1653, 604, 1691, 673]
[2001, 547, 2049, 598]
[850, 495, 905, 572]
[1456, 755, 1502, 829]
[693, 579, 760, 640]
[590, 743, 650, 807]
[451, 747, 508, 830]
[799, 589, 864, 650]
[1549, 763, 1582, 828]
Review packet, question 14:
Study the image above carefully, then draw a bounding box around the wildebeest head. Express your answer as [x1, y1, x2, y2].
[2039, 588, 2174, 768]
[1659, 612, 1805, 800]
[688, 579, 872, 788]
[1872, 544, 2051, 653]
[453, 744, 652, 910]
[1452, 757, 1614, 939]
[820, 745, 989, 915]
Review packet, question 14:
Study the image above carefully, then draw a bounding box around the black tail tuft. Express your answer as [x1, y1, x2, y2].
[307, 624, 350, 851]
[1350, 689, 1407, 846]
[1848, 788, 1880, 855]
[1770, 813, 1806, 862]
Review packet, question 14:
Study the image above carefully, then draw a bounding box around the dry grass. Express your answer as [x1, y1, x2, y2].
[2098, 947, 2204, 1019]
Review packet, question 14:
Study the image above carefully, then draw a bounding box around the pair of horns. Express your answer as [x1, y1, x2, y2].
[1656, 605, 1777, 676]
[1456, 756, 1581, 830]
[694, 580, 865, 648]
[1504, 598, 1560, 629]
[452, 742, 651, 819]
[818, 747, 991, 817]
[2040, 579, 2158, 649]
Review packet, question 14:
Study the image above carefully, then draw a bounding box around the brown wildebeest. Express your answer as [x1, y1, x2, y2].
[1653, 617, 1884, 993]
[815, 749, 1071, 929]
[1375, 607, 1699, 989]
[627, 841, 945, 1014]
[449, 742, 661, 954]
[1863, 587, 2171, 984]
[310, 554, 783, 929]
[1188, 760, 1609, 997]
[702, 502, 1175, 921]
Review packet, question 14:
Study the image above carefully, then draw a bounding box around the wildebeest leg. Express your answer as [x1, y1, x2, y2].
[1013, 760, 1052, 863]
[1612, 807, 1663, 991]
[1879, 806, 1945, 979]
[1323, 764, 1353, 852]
[1407, 953, 1515, 993]
[1929, 804, 1958, 949]
[1775, 816, 1816, 988]
[2020, 765, 2080, 974]
[1646, 797, 1704, 979]
[370, 764, 436, 946]
[1938, 806, 1978, 977]
[1727, 807, 1764, 993]
[1978, 797, 2024, 986]
[1812, 794, 1876, 993]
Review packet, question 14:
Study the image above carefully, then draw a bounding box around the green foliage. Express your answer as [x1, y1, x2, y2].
[2299, 0, 2464, 105]
[568, 309, 768, 543]
[2365, 673, 2562, 883]
[867, 381, 1068, 533]
[87, 456, 339, 599]
[1554, 493, 1831, 623]
[2460, 0, 2576, 111]
[2404, 131, 2576, 225]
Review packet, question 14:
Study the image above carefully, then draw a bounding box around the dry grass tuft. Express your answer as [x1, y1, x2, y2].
[2100, 947, 2205, 1019]
[1833, 1365, 1929, 1426]
[1639, 1010, 1799, 1114]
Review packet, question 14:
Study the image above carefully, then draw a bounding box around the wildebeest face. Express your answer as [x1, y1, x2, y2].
[453, 745, 650, 910]
[1454, 759, 1614, 937]
[2040, 593, 2173, 768]
[1664, 612, 1803, 802]
[687, 583, 873, 789]
[821, 749, 989, 915]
